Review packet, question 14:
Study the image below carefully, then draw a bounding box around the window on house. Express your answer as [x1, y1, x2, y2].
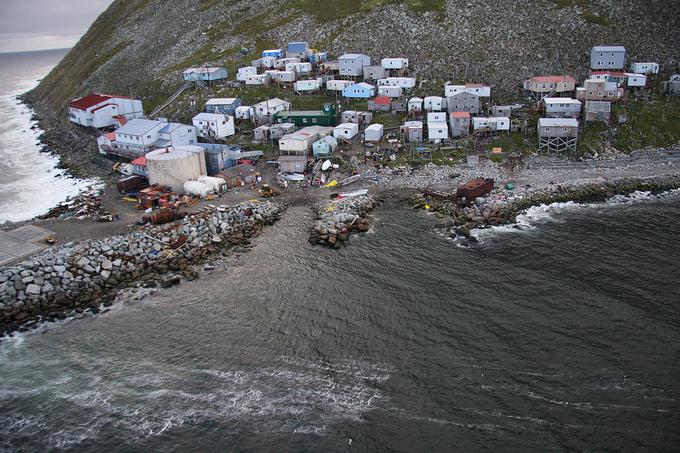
[562, 128, 568, 132]
[545, 127, 550, 132]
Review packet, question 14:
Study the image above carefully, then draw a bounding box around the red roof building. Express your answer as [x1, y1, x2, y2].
[68, 93, 113, 110]
[374, 96, 391, 105]
[450, 111, 471, 118]
[131, 156, 147, 166]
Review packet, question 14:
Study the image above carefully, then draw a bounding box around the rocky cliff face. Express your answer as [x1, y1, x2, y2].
[24, 0, 680, 176]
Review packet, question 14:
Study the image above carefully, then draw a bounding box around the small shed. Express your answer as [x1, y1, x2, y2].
[333, 123, 360, 140]
[364, 124, 384, 142]
[630, 62, 659, 75]
[278, 155, 308, 173]
[391, 99, 407, 112]
[341, 110, 373, 126]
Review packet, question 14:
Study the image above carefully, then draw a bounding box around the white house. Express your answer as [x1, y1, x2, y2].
[444, 83, 491, 98]
[253, 98, 291, 120]
[183, 67, 228, 82]
[68, 93, 144, 128]
[543, 97, 582, 118]
[378, 85, 402, 98]
[275, 57, 300, 69]
[99, 118, 197, 156]
[427, 112, 447, 123]
[377, 77, 416, 90]
[472, 117, 510, 132]
[274, 70, 296, 82]
[294, 79, 321, 92]
[333, 123, 360, 140]
[408, 97, 423, 113]
[192, 113, 235, 139]
[285, 62, 312, 75]
[326, 80, 354, 91]
[427, 121, 448, 142]
[630, 62, 659, 75]
[401, 120, 423, 142]
[234, 106, 254, 120]
[625, 73, 647, 87]
[424, 96, 444, 112]
[381, 58, 409, 70]
[364, 123, 384, 142]
[338, 54, 371, 77]
[236, 66, 258, 81]
[245, 74, 269, 85]
[258, 57, 277, 68]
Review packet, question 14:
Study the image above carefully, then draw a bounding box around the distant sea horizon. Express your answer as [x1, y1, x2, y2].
[0, 47, 72, 56]
[0, 47, 94, 224]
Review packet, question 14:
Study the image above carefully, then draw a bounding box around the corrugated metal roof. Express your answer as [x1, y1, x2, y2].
[528, 76, 576, 83]
[205, 97, 239, 105]
[68, 93, 112, 110]
[116, 118, 164, 136]
[543, 97, 581, 104]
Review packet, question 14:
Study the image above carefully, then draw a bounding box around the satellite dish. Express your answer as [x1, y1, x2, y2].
[321, 159, 331, 171]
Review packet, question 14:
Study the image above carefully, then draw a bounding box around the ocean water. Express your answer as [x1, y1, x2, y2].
[0, 49, 92, 224]
[1, 192, 679, 451]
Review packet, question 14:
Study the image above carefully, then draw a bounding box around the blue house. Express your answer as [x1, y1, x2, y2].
[287, 42, 309, 60]
[342, 82, 376, 99]
[183, 67, 229, 82]
[205, 97, 242, 115]
[262, 48, 284, 59]
[309, 52, 328, 64]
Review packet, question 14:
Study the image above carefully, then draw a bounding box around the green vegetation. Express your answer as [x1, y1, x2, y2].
[612, 97, 680, 151]
[292, 0, 446, 22]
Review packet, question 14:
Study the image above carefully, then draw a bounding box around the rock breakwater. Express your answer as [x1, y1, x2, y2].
[308, 195, 376, 248]
[0, 200, 283, 336]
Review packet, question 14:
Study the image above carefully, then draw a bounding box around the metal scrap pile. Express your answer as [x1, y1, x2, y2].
[39, 185, 110, 221]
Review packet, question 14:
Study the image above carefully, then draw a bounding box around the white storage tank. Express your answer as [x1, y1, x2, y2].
[146, 146, 207, 193]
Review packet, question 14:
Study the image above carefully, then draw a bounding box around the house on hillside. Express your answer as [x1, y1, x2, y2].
[427, 119, 448, 143]
[543, 98, 582, 118]
[444, 83, 491, 98]
[205, 98, 241, 116]
[285, 62, 312, 75]
[234, 106, 254, 120]
[368, 96, 392, 112]
[286, 42, 309, 60]
[339, 54, 371, 77]
[262, 49, 285, 59]
[334, 123, 360, 140]
[237, 66, 257, 81]
[364, 124, 384, 142]
[378, 85, 402, 98]
[99, 119, 197, 157]
[408, 97, 423, 114]
[523, 76, 577, 96]
[342, 82, 376, 99]
[538, 118, 578, 152]
[576, 79, 624, 102]
[312, 135, 338, 158]
[269, 123, 296, 140]
[590, 46, 626, 70]
[326, 80, 354, 92]
[445, 92, 480, 114]
[401, 121, 423, 142]
[183, 67, 228, 82]
[68, 93, 144, 128]
[424, 96, 444, 112]
[273, 103, 336, 127]
[449, 112, 471, 138]
[320, 60, 340, 72]
[294, 79, 322, 93]
[381, 58, 409, 70]
[192, 113, 235, 139]
[630, 62, 659, 75]
[664, 75, 680, 96]
[363, 65, 386, 81]
[472, 117, 510, 133]
[245, 74, 269, 85]
[625, 73, 647, 87]
[253, 98, 291, 122]
[341, 110, 372, 126]
[391, 99, 407, 112]
[584, 101, 611, 122]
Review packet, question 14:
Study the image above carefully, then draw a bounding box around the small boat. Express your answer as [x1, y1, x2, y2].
[321, 159, 332, 171]
[330, 188, 369, 199]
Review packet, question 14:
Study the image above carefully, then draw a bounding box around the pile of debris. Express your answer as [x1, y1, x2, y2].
[308, 194, 375, 248]
[39, 185, 110, 221]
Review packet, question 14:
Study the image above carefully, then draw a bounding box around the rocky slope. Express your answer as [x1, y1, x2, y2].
[24, 0, 680, 177]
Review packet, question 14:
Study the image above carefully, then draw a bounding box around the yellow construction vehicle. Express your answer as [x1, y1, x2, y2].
[258, 184, 279, 198]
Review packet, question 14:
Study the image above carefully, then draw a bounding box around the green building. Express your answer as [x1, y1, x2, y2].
[273, 103, 336, 127]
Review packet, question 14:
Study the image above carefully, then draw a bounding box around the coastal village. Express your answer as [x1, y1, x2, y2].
[61, 41, 677, 216]
[2, 39, 680, 335]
